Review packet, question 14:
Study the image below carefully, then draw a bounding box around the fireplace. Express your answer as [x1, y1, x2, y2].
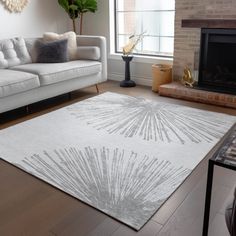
[158, 20, 236, 109]
[198, 28, 236, 94]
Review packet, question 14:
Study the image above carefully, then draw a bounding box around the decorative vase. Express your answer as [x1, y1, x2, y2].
[120, 55, 136, 87]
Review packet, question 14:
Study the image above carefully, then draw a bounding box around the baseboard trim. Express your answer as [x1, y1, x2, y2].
[108, 73, 152, 87]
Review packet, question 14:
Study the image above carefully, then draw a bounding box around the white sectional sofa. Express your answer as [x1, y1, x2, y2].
[0, 35, 107, 113]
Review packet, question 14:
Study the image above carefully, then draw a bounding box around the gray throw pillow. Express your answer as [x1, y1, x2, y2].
[36, 39, 69, 63]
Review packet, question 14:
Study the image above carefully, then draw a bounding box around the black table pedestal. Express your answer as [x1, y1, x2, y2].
[120, 56, 136, 87]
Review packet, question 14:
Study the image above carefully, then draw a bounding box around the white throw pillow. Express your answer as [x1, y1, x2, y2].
[43, 31, 77, 60]
[76, 46, 100, 60]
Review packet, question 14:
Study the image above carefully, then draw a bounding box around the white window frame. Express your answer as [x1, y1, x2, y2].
[110, 0, 175, 61]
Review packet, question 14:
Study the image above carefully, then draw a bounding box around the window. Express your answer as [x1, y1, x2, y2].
[114, 0, 175, 58]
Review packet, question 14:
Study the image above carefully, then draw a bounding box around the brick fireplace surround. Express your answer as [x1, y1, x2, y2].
[159, 82, 236, 109]
[160, 1, 236, 108]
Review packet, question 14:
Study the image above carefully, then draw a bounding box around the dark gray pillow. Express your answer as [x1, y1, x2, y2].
[36, 39, 69, 63]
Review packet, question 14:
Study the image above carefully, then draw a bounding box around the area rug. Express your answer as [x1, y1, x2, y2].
[0, 92, 235, 230]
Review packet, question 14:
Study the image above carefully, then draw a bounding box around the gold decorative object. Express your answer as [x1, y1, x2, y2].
[122, 32, 145, 56]
[181, 67, 195, 87]
[1, 0, 28, 12]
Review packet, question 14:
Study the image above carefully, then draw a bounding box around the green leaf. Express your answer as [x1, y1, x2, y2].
[58, 0, 69, 12]
[58, 0, 80, 20]
[69, 4, 78, 11]
[74, 0, 97, 13]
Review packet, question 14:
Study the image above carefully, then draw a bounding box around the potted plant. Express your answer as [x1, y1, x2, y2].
[58, 0, 97, 34]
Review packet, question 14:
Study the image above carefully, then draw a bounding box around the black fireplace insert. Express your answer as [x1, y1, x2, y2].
[198, 28, 236, 94]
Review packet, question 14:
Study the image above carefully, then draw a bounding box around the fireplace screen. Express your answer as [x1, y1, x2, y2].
[198, 28, 236, 94]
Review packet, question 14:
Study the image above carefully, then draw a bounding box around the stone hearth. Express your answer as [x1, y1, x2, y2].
[159, 82, 236, 109]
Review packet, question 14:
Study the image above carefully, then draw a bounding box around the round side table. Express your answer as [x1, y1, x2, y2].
[120, 55, 136, 87]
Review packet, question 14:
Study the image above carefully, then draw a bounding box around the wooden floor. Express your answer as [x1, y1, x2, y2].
[0, 80, 236, 236]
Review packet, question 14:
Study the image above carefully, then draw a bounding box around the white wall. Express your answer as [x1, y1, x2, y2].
[0, 0, 69, 38]
[82, 0, 173, 86]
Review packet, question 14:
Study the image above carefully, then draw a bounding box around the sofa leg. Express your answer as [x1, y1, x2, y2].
[25, 105, 29, 114]
[95, 84, 99, 93]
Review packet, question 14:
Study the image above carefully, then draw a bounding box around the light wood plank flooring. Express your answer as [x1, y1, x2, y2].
[0, 80, 236, 236]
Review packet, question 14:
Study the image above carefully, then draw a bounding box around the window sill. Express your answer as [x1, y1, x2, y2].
[108, 53, 173, 65]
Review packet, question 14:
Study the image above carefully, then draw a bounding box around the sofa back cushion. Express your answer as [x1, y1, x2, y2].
[24, 38, 39, 63]
[0, 37, 32, 69]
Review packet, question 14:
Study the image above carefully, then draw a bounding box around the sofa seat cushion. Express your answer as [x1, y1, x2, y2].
[0, 69, 40, 98]
[11, 60, 102, 86]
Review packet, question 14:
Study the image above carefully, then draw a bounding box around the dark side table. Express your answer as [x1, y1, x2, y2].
[120, 55, 136, 87]
[202, 123, 236, 236]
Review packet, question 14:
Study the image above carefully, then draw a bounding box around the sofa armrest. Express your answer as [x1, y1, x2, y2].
[76, 35, 107, 81]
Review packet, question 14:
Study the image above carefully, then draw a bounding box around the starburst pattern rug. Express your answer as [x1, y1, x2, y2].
[0, 92, 235, 230]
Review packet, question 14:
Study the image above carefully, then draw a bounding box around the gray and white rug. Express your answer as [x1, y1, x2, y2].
[0, 92, 235, 230]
